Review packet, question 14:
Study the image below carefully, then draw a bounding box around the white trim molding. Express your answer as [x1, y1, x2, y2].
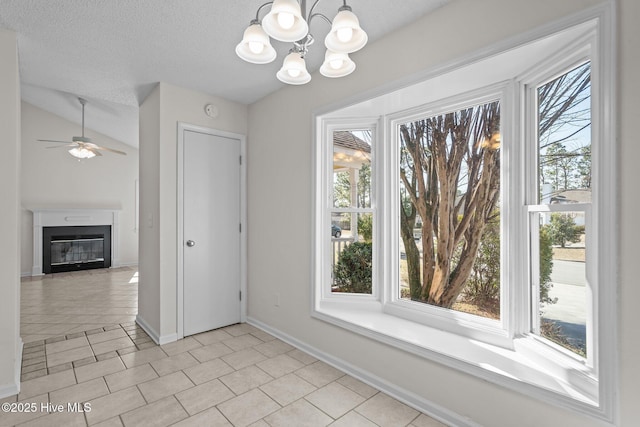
[135, 315, 177, 345]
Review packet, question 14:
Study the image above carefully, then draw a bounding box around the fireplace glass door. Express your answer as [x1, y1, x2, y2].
[50, 237, 104, 266]
[42, 225, 111, 273]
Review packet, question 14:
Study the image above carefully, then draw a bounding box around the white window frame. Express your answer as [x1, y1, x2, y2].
[521, 48, 597, 370]
[384, 85, 512, 348]
[311, 4, 616, 422]
[315, 118, 381, 304]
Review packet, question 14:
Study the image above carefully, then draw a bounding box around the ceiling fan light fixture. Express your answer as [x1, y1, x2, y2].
[37, 97, 126, 158]
[68, 147, 96, 159]
[262, 0, 308, 42]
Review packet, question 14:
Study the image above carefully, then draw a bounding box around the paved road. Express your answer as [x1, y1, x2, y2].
[548, 259, 586, 287]
[542, 260, 586, 323]
[541, 259, 587, 349]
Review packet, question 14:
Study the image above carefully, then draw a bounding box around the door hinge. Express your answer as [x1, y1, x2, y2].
[239, 291, 242, 301]
[239, 223, 242, 233]
[239, 155, 242, 165]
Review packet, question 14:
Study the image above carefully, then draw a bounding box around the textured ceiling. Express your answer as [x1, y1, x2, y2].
[0, 0, 449, 148]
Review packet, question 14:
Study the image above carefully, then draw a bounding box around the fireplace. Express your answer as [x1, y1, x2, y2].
[30, 208, 120, 276]
[43, 225, 111, 273]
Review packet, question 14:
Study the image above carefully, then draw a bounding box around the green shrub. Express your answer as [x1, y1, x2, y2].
[334, 241, 372, 294]
[358, 214, 373, 242]
[462, 212, 556, 312]
[546, 213, 581, 247]
[539, 227, 556, 305]
[464, 215, 500, 306]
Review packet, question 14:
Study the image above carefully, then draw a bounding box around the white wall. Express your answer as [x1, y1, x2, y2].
[0, 28, 22, 398]
[20, 102, 139, 274]
[137, 82, 248, 342]
[246, 0, 639, 426]
[617, 0, 640, 424]
[138, 85, 162, 339]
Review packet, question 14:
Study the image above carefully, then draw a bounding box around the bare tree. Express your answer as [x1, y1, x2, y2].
[400, 101, 500, 307]
[400, 61, 591, 310]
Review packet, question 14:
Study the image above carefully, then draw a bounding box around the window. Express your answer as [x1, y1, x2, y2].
[313, 10, 615, 420]
[316, 120, 378, 302]
[397, 99, 501, 322]
[331, 129, 374, 295]
[528, 62, 592, 360]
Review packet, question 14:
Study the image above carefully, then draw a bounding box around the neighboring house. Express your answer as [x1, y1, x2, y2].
[550, 188, 591, 226]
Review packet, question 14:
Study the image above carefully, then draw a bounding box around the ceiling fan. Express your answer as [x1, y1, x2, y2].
[37, 97, 127, 159]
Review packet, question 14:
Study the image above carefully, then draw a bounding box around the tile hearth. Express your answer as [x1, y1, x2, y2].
[6, 268, 447, 427]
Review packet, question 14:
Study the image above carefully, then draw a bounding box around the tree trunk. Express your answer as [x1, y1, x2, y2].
[400, 198, 421, 299]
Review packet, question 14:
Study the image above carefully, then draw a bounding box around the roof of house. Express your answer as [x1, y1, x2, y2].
[551, 189, 592, 204]
[334, 131, 371, 154]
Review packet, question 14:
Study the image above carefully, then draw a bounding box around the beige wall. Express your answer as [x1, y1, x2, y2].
[138, 85, 162, 337]
[246, 0, 637, 425]
[20, 102, 139, 274]
[0, 29, 21, 397]
[617, 0, 639, 424]
[138, 82, 248, 341]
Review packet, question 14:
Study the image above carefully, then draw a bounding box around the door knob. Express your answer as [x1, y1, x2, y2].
[186, 240, 196, 247]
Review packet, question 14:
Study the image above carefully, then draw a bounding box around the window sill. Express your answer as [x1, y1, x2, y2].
[312, 300, 599, 413]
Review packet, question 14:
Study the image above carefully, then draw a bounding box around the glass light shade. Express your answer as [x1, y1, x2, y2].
[235, 23, 277, 64]
[320, 50, 356, 78]
[276, 52, 311, 85]
[69, 147, 96, 159]
[262, 0, 308, 42]
[324, 9, 368, 53]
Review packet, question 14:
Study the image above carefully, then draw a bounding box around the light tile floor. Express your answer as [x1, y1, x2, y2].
[20, 267, 139, 344]
[3, 268, 448, 427]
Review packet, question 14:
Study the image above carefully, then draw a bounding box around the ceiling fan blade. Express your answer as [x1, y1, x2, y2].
[38, 100, 124, 158]
[46, 144, 75, 149]
[37, 139, 72, 144]
[93, 146, 127, 155]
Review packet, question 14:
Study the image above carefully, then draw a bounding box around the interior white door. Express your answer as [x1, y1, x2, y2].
[183, 130, 241, 336]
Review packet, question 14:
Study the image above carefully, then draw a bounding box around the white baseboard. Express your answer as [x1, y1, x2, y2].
[0, 383, 19, 400]
[247, 317, 480, 427]
[0, 337, 23, 399]
[135, 315, 177, 345]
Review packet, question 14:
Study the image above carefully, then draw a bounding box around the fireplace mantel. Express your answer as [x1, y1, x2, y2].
[30, 208, 120, 276]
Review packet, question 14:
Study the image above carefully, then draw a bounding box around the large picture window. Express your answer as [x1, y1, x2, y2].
[313, 10, 615, 420]
[398, 100, 501, 321]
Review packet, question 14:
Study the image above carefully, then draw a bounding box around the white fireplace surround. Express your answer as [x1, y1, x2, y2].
[31, 208, 120, 276]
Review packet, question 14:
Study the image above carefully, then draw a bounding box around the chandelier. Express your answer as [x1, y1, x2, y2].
[235, 0, 368, 85]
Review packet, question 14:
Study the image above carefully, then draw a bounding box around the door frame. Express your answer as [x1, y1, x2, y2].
[176, 122, 247, 340]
